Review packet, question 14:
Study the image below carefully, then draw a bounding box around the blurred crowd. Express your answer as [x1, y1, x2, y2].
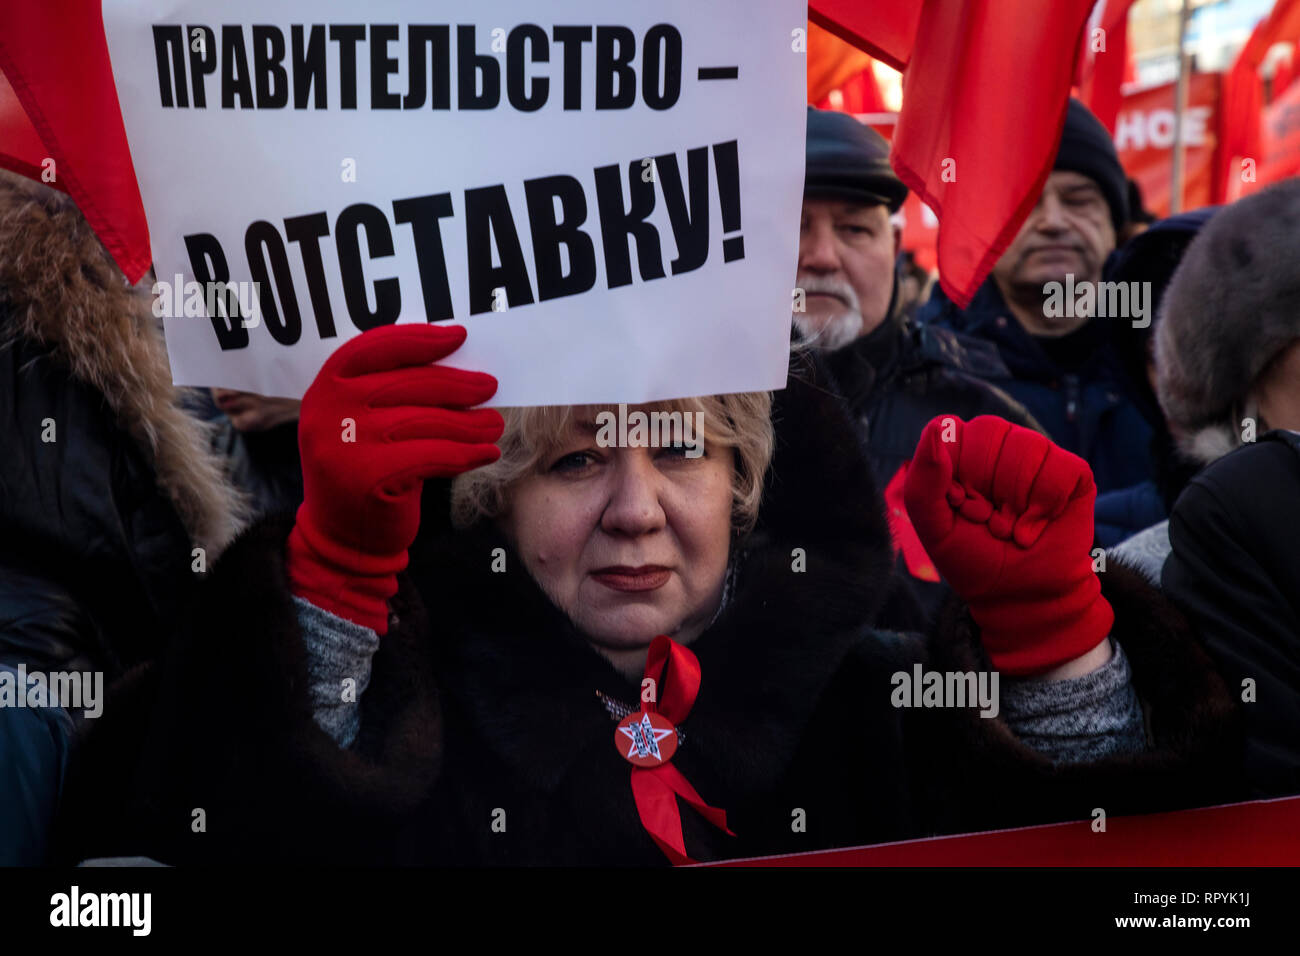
[0, 97, 1296, 865]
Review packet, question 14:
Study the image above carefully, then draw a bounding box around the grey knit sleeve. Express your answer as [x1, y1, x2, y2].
[1000, 640, 1147, 764]
[293, 596, 381, 748]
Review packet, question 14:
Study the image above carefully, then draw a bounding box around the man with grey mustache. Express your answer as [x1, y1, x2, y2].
[794, 107, 1040, 625]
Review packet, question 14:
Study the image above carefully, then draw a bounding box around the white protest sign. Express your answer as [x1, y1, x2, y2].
[103, 0, 806, 405]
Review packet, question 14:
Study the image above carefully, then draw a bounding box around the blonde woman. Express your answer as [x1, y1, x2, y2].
[61, 325, 1238, 865]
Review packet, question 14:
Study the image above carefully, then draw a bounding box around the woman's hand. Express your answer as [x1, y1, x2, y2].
[287, 324, 504, 633]
[903, 414, 1114, 677]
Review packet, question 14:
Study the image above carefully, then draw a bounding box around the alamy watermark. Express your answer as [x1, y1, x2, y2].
[151, 273, 262, 327]
[0, 665, 103, 719]
[595, 404, 704, 459]
[890, 664, 999, 718]
[1042, 274, 1152, 328]
[50, 886, 151, 936]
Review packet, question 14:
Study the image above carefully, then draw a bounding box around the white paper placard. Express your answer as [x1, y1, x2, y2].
[103, 0, 805, 404]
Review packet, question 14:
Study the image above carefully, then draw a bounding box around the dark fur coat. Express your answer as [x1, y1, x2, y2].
[57, 359, 1242, 865]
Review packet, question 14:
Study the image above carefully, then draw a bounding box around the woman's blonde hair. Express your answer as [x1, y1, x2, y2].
[450, 392, 775, 533]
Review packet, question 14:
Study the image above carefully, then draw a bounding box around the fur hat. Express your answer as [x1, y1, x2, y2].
[1156, 179, 1300, 465]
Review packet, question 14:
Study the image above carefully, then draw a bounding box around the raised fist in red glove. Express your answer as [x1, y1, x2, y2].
[903, 415, 1113, 676]
[287, 324, 503, 633]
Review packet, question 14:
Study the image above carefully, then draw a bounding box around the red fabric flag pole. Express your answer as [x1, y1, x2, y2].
[0, 1, 151, 283]
[810, 0, 1096, 308]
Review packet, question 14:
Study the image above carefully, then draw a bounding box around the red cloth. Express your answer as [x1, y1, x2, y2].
[629, 637, 733, 865]
[1272, 44, 1298, 97]
[287, 324, 503, 634]
[0, 1, 150, 281]
[810, 0, 1096, 308]
[711, 795, 1300, 866]
[812, 67, 889, 116]
[0, 71, 62, 189]
[1076, 0, 1140, 134]
[883, 462, 939, 583]
[902, 415, 1113, 677]
[1220, 0, 1300, 201]
[809, 0, 921, 72]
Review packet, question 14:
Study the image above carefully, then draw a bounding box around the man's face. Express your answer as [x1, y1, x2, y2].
[992, 170, 1116, 299]
[795, 198, 896, 349]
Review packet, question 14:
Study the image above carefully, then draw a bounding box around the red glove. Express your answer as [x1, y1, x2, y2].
[286, 324, 503, 633]
[903, 415, 1113, 676]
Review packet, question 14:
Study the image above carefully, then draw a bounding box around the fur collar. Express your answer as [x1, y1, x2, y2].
[923, 560, 1242, 829]
[0, 170, 245, 554]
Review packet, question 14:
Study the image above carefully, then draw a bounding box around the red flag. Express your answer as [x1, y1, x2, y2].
[810, 0, 921, 72]
[808, 20, 875, 104]
[807, 20, 889, 116]
[1077, 0, 1141, 134]
[810, 0, 1095, 308]
[1220, 0, 1300, 203]
[0, 1, 151, 282]
[1272, 43, 1298, 97]
[0, 71, 63, 190]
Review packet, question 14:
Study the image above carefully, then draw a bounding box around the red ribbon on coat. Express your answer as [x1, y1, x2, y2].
[629, 635, 734, 865]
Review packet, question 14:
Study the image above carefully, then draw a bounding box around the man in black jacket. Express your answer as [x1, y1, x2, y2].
[1163, 432, 1300, 799]
[0, 170, 244, 862]
[796, 108, 1041, 620]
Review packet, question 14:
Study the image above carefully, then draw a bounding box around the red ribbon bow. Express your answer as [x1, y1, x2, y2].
[628, 635, 734, 865]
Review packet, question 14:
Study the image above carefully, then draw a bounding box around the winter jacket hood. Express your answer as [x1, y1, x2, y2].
[0, 170, 245, 670]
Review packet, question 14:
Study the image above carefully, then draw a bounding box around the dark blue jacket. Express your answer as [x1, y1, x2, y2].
[918, 281, 1154, 495]
[1095, 480, 1165, 548]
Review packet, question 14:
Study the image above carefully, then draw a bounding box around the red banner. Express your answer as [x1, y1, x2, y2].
[712, 794, 1300, 866]
[1114, 72, 1222, 217]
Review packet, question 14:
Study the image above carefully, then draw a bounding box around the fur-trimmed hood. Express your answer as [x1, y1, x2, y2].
[0, 168, 244, 553]
[1156, 179, 1300, 465]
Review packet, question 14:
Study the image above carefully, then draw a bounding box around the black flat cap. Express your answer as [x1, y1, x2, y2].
[805, 106, 909, 212]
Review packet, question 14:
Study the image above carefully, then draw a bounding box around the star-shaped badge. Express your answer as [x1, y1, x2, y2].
[615, 710, 678, 766]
